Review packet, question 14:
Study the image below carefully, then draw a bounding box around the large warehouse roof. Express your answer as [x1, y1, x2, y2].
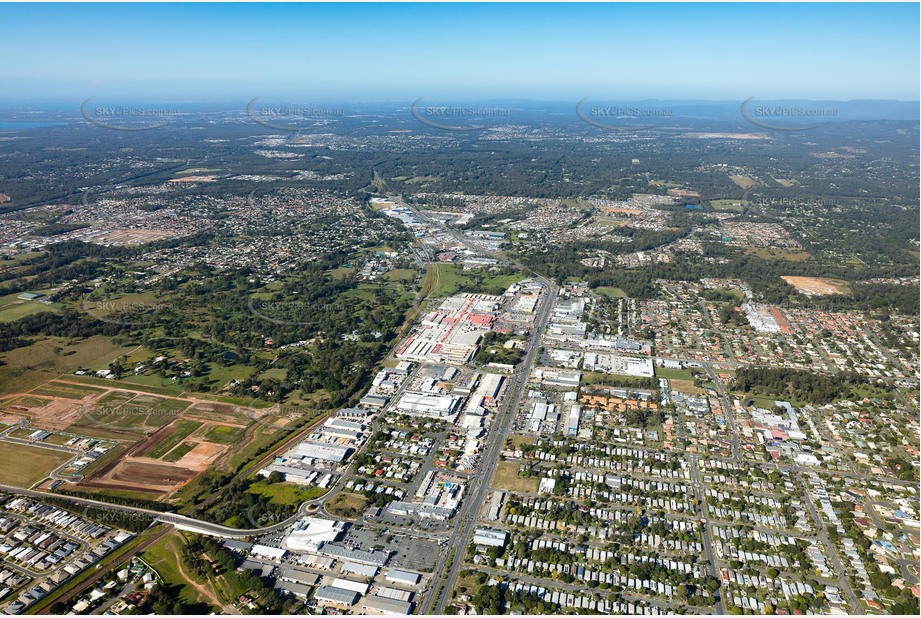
[314, 586, 360, 606]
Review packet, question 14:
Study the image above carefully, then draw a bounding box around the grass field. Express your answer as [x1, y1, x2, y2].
[78, 393, 185, 435]
[340, 283, 396, 303]
[0, 441, 72, 486]
[202, 363, 258, 389]
[507, 435, 534, 449]
[204, 424, 246, 445]
[383, 268, 417, 282]
[708, 199, 745, 212]
[454, 571, 487, 599]
[162, 441, 198, 462]
[67, 373, 186, 397]
[327, 266, 355, 280]
[746, 248, 814, 262]
[31, 381, 106, 399]
[257, 367, 287, 381]
[729, 174, 758, 189]
[480, 273, 524, 295]
[491, 461, 539, 493]
[743, 394, 785, 410]
[0, 292, 60, 322]
[326, 492, 369, 518]
[669, 379, 706, 395]
[142, 531, 215, 610]
[595, 286, 628, 299]
[117, 373, 189, 393]
[148, 420, 202, 459]
[175, 168, 221, 175]
[0, 395, 51, 410]
[247, 480, 326, 506]
[45, 432, 79, 446]
[224, 424, 290, 472]
[0, 336, 138, 396]
[429, 264, 473, 297]
[655, 367, 699, 381]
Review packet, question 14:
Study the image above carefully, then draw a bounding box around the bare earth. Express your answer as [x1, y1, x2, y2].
[781, 276, 850, 296]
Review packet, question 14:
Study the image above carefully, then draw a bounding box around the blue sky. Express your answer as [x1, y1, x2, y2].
[2, 2, 918, 102]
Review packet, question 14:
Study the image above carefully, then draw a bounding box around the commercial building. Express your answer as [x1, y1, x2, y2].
[394, 393, 462, 420]
[385, 569, 421, 587]
[331, 578, 370, 595]
[360, 394, 390, 408]
[275, 580, 312, 598]
[473, 528, 508, 548]
[340, 562, 379, 578]
[314, 585, 360, 606]
[279, 567, 320, 587]
[315, 543, 390, 567]
[363, 594, 413, 615]
[386, 501, 455, 521]
[567, 405, 582, 436]
[288, 441, 351, 463]
[395, 294, 502, 365]
[284, 517, 347, 553]
[251, 545, 286, 561]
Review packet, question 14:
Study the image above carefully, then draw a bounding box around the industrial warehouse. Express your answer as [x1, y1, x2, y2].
[395, 293, 503, 365]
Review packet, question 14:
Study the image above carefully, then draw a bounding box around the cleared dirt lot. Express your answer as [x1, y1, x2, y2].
[78, 415, 231, 495]
[781, 276, 850, 296]
[0, 395, 89, 431]
[172, 441, 223, 469]
[4, 379, 256, 498]
[81, 459, 200, 494]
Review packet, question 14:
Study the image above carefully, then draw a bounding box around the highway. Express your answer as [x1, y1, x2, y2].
[0, 192, 537, 549]
[0, 481, 316, 538]
[392, 192, 562, 614]
[423, 276, 557, 614]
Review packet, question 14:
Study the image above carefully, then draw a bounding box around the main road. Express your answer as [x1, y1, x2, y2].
[0, 481, 305, 538]
[422, 275, 557, 614]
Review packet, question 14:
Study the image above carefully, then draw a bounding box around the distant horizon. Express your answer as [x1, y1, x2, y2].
[1, 95, 919, 107]
[1, 3, 918, 101]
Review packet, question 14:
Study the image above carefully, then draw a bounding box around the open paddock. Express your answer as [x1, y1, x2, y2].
[747, 248, 813, 262]
[491, 461, 539, 493]
[0, 441, 73, 487]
